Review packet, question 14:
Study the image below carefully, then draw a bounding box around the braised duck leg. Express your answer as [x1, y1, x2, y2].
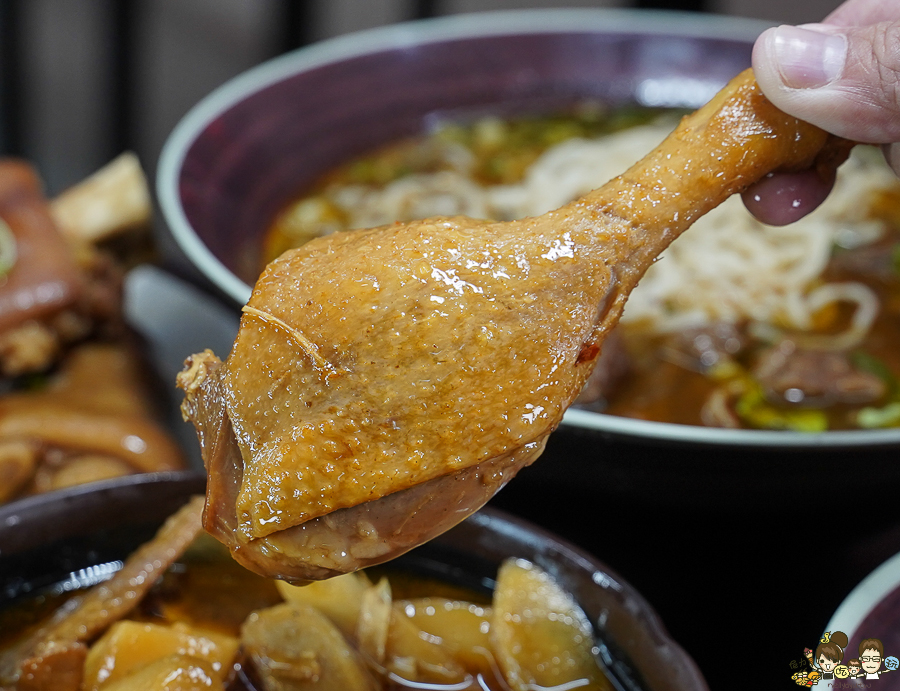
[179, 69, 851, 581]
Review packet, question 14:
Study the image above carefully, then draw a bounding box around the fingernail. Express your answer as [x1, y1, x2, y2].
[771, 25, 846, 89]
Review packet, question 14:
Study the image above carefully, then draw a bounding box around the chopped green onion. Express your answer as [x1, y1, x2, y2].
[705, 360, 744, 381]
[857, 402, 900, 429]
[0, 217, 17, 277]
[891, 242, 900, 276]
[850, 351, 899, 397]
[734, 385, 829, 432]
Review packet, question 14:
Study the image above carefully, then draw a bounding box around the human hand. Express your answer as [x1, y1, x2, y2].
[742, 0, 900, 225]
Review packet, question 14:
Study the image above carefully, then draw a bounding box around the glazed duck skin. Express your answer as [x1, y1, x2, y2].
[179, 69, 852, 580]
[181, 349, 543, 580]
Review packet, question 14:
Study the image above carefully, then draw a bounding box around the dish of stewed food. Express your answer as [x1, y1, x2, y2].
[0, 498, 613, 690]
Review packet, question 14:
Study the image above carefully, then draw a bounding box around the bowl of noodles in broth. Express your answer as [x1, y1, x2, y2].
[157, 8, 900, 491]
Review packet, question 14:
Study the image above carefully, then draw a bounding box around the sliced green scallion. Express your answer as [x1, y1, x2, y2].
[857, 402, 900, 429]
[734, 384, 829, 433]
[0, 217, 16, 277]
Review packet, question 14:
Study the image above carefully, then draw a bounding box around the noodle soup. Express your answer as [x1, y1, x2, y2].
[264, 112, 900, 432]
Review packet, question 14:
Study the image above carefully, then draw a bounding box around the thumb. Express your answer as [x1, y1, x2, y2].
[752, 21, 900, 144]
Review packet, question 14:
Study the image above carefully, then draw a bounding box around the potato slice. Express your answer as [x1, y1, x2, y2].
[356, 578, 391, 665]
[394, 598, 494, 674]
[241, 602, 376, 691]
[82, 620, 238, 690]
[491, 559, 611, 691]
[99, 654, 223, 691]
[276, 571, 370, 636]
[384, 604, 470, 687]
[49, 455, 133, 491]
[50, 152, 152, 245]
[0, 439, 38, 502]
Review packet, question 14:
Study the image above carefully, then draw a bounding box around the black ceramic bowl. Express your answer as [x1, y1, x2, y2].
[0, 473, 707, 691]
[156, 8, 900, 494]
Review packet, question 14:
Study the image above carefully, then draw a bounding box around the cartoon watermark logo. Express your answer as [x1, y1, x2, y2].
[790, 632, 898, 686]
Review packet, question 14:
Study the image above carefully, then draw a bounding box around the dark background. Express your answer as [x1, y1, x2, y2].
[0, 0, 842, 195]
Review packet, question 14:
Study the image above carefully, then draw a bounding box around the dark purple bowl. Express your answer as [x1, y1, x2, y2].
[157, 8, 765, 307]
[0, 472, 707, 691]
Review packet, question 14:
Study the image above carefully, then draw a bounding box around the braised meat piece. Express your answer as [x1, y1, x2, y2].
[179, 69, 852, 580]
[752, 342, 886, 406]
[661, 322, 747, 373]
[0, 161, 127, 377]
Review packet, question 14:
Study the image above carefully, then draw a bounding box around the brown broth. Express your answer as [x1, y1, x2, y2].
[1, 535, 608, 691]
[135, 534, 283, 637]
